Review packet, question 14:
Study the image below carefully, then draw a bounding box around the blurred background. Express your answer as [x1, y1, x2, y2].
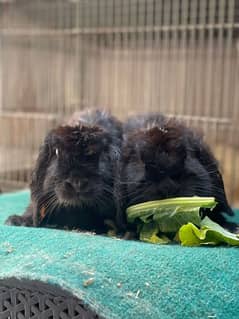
[0, 0, 238, 205]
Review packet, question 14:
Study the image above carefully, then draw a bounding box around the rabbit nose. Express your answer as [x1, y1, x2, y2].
[64, 179, 76, 192]
[64, 178, 88, 192]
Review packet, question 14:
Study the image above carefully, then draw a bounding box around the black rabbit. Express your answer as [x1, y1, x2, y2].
[116, 113, 237, 232]
[6, 109, 122, 233]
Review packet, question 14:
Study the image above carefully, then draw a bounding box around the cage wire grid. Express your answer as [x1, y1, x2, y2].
[0, 0, 238, 205]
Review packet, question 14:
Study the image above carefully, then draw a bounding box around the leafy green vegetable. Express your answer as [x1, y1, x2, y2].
[126, 197, 239, 247]
[126, 197, 217, 237]
[152, 207, 202, 233]
[139, 222, 170, 244]
[179, 217, 239, 246]
[127, 197, 217, 223]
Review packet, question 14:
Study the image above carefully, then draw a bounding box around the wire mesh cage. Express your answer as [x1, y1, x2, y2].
[0, 0, 238, 205]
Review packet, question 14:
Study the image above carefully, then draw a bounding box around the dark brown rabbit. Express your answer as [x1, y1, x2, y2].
[116, 113, 236, 232]
[6, 109, 122, 233]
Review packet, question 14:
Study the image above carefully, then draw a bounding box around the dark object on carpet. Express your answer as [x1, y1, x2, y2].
[0, 278, 102, 319]
[5, 109, 122, 233]
[117, 113, 236, 232]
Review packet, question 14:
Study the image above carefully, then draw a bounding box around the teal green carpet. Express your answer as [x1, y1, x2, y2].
[0, 191, 239, 319]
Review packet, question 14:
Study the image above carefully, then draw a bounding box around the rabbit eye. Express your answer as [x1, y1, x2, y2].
[86, 149, 95, 156]
[55, 148, 59, 157]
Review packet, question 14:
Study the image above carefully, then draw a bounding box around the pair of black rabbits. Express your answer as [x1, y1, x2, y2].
[6, 109, 237, 235]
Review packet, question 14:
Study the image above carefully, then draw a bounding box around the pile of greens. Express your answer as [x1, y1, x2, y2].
[126, 197, 239, 246]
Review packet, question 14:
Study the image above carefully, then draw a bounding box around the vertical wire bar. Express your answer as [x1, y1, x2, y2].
[135, 0, 142, 112]
[158, 0, 166, 114]
[143, 0, 152, 113]
[70, 3, 75, 114]
[213, 0, 226, 187]
[219, 0, 235, 202]
[34, 1, 41, 185]
[56, 2, 60, 115]
[90, 1, 98, 107]
[128, 0, 136, 117]
[121, 0, 130, 117]
[226, 0, 238, 203]
[162, 0, 172, 114]
[4, 4, 10, 182]
[20, 3, 31, 185]
[95, 1, 102, 109]
[48, 3, 53, 114]
[187, 0, 197, 118]
[79, 0, 85, 110]
[30, 0, 36, 185]
[142, 0, 148, 113]
[171, 0, 180, 115]
[60, 2, 64, 114]
[111, 0, 120, 115]
[45, 3, 49, 115]
[98, 0, 105, 109]
[153, 0, 163, 113]
[82, 0, 88, 110]
[119, 0, 124, 115]
[17, 4, 24, 183]
[231, 29, 239, 204]
[216, 0, 226, 119]
[97, 0, 105, 109]
[83, 1, 88, 110]
[1, 6, 7, 185]
[63, 1, 68, 115]
[115, 0, 123, 115]
[90, 2, 98, 108]
[205, 0, 216, 118]
[72, 3, 77, 112]
[26, 2, 34, 185]
[180, 0, 189, 116]
[106, 0, 112, 111]
[165, 0, 172, 115]
[75, 0, 80, 110]
[134, 0, 143, 112]
[89, 1, 96, 108]
[106, 0, 113, 110]
[163, 0, 174, 114]
[222, 0, 235, 119]
[196, 0, 207, 118]
[150, 0, 156, 112]
[147, 0, 155, 112]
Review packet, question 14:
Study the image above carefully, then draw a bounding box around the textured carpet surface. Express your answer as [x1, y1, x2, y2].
[0, 190, 239, 319]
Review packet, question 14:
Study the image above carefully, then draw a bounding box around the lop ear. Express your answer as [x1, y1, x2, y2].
[30, 134, 53, 191]
[192, 138, 234, 217]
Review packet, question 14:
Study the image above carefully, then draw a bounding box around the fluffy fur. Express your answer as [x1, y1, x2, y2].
[6, 109, 122, 233]
[116, 113, 236, 232]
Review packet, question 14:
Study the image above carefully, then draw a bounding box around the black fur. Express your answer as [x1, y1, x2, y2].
[6, 109, 122, 233]
[116, 113, 236, 232]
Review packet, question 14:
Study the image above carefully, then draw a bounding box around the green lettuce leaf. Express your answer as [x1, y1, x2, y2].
[152, 207, 201, 233]
[139, 222, 170, 244]
[127, 197, 217, 223]
[126, 197, 217, 237]
[179, 217, 239, 246]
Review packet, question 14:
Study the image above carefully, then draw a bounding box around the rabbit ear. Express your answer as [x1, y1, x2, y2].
[30, 137, 52, 192]
[193, 140, 234, 216]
